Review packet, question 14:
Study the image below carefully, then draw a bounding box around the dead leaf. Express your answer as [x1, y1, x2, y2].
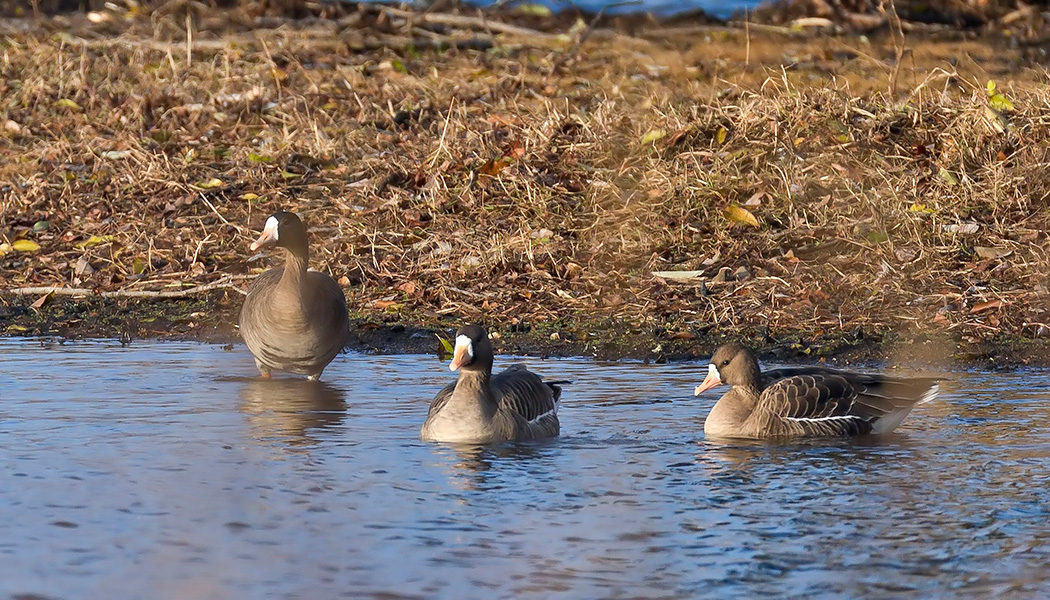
[652, 270, 705, 280]
[724, 205, 759, 227]
[506, 143, 525, 160]
[974, 247, 1012, 260]
[969, 299, 1004, 314]
[30, 291, 54, 309]
[75, 257, 95, 275]
[397, 281, 417, 295]
[743, 191, 764, 207]
[479, 158, 508, 176]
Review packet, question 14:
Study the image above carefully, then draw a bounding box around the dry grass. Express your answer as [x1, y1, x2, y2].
[2, 8, 1050, 351]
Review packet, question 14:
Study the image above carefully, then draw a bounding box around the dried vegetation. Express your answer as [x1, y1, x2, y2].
[2, 2, 1050, 362]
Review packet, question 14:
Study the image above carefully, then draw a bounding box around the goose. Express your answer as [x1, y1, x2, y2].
[420, 324, 563, 443]
[694, 343, 938, 439]
[239, 211, 350, 380]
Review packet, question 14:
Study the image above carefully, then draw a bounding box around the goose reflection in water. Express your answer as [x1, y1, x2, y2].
[238, 378, 348, 447]
[428, 442, 554, 492]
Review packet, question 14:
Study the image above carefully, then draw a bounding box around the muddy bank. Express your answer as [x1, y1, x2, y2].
[2, 293, 1048, 369]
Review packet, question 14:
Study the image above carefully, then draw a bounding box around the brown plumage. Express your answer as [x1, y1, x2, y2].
[239, 211, 350, 380]
[694, 343, 938, 439]
[420, 324, 563, 443]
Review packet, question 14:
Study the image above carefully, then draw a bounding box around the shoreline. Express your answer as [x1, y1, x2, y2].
[3, 294, 1048, 369]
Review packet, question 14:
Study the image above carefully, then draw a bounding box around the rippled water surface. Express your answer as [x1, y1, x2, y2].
[2, 339, 1049, 599]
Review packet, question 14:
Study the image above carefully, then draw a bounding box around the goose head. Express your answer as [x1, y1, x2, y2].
[694, 343, 762, 395]
[449, 324, 494, 373]
[250, 211, 309, 257]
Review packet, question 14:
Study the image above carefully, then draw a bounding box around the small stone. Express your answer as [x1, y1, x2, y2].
[734, 266, 751, 281]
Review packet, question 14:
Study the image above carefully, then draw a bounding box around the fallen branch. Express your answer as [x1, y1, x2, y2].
[3, 279, 248, 300]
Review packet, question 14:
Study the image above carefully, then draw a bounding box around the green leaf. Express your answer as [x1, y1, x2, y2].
[248, 152, 274, 164]
[908, 202, 935, 214]
[74, 235, 117, 249]
[436, 334, 454, 357]
[514, 3, 553, 16]
[866, 231, 889, 243]
[54, 98, 81, 111]
[640, 129, 666, 145]
[938, 167, 959, 187]
[131, 258, 147, 274]
[986, 80, 1014, 112]
[989, 93, 1014, 112]
[716, 127, 727, 145]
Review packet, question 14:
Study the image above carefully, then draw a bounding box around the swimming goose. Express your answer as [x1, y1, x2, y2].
[420, 324, 563, 443]
[694, 343, 938, 439]
[239, 211, 350, 380]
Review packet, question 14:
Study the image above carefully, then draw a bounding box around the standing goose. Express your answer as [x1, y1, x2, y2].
[240, 211, 350, 380]
[694, 343, 938, 439]
[420, 324, 563, 443]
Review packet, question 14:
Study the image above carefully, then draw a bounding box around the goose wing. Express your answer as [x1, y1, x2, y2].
[758, 368, 939, 436]
[758, 372, 872, 436]
[426, 381, 457, 418]
[492, 363, 561, 424]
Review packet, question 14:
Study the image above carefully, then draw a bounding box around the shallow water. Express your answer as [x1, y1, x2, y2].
[1, 339, 1049, 599]
[465, 0, 760, 19]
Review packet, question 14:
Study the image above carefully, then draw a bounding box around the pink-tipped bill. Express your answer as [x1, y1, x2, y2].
[250, 217, 279, 252]
[449, 337, 472, 371]
[693, 363, 722, 396]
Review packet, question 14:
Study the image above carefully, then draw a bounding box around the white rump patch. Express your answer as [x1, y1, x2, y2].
[455, 334, 474, 358]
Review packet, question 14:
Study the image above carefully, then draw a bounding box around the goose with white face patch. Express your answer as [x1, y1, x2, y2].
[694, 343, 938, 439]
[239, 211, 350, 380]
[420, 324, 564, 443]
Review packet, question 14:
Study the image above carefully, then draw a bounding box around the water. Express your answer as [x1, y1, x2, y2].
[466, 0, 761, 20]
[1, 339, 1049, 599]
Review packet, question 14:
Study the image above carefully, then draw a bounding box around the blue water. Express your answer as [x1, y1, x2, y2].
[1, 339, 1049, 599]
[467, 0, 762, 19]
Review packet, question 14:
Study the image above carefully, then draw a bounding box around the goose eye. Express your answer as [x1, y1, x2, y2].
[721, 359, 730, 366]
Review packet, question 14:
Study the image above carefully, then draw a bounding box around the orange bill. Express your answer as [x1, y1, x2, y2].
[693, 363, 722, 396]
